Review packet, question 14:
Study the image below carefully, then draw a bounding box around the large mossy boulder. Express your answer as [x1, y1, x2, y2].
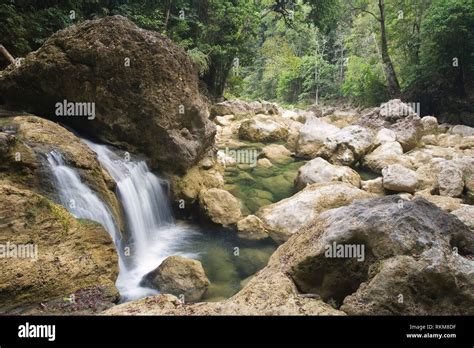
[0, 181, 119, 313]
[0, 16, 215, 173]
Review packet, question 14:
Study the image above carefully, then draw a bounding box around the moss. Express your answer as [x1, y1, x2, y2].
[49, 204, 72, 234]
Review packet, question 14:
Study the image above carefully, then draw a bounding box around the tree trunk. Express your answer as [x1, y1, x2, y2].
[0, 45, 15, 66]
[378, 0, 402, 98]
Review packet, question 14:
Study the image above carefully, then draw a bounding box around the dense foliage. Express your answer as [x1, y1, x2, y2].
[1, 0, 473, 115]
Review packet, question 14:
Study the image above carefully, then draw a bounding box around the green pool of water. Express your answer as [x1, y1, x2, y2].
[172, 221, 277, 302]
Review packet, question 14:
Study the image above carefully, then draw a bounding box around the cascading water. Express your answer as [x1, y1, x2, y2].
[46, 140, 276, 303]
[82, 140, 198, 301]
[46, 150, 121, 244]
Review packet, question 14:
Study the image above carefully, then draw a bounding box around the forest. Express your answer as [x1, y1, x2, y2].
[1, 0, 473, 120]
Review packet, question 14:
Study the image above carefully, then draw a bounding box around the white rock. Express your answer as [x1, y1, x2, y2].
[382, 164, 419, 193]
[295, 157, 361, 190]
[257, 182, 372, 243]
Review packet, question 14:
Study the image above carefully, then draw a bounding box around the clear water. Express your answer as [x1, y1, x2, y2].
[224, 153, 306, 215]
[78, 140, 277, 302]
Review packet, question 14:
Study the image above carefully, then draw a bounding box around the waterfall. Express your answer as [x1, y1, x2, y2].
[46, 150, 121, 244]
[82, 140, 198, 301]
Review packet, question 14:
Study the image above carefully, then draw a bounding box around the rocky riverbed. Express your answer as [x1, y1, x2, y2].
[0, 16, 472, 316]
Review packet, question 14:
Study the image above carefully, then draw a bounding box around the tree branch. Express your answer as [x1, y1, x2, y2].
[349, 4, 381, 22]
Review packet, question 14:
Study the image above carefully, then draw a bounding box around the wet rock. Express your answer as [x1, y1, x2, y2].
[260, 144, 292, 163]
[0, 182, 119, 312]
[0, 16, 215, 173]
[0, 115, 123, 232]
[143, 256, 210, 302]
[198, 188, 242, 226]
[236, 215, 269, 240]
[257, 158, 273, 168]
[295, 157, 361, 190]
[105, 195, 473, 315]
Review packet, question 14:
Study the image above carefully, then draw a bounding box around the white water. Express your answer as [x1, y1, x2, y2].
[82, 140, 198, 301]
[46, 150, 121, 243]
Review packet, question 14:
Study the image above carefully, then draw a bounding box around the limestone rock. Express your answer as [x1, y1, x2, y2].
[435, 160, 464, 197]
[257, 182, 372, 243]
[198, 188, 242, 226]
[382, 164, 419, 193]
[421, 116, 438, 135]
[295, 118, 339, 159]
[238, 115, 289, 142]
[362, 141, 413, 174]
[260, 144, 292, 163]
[0, 16, 215, 173]
[451, 205, 474, 230]
[320, 125, 374, 166]
[295, 157, 361, 190]
[361, 177, 385, 195]
[144, 256, 210, 302]
[0, 182, 119, 312]
[236, 215, 269, 240]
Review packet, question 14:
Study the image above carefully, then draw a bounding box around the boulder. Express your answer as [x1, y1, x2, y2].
[260, 144, 292, 163]
[382, 164, 419, 193]
[211, 100, 253, 118]
[257, 182, 372, 243]
[256, 158, 273, 168]
[451, 125, 474, 137]
[390, 115, 423, 151]
[295, 118, 339, 159]
[236, 215, 269, 240]
[295, 157, 361, 190]
[379, 99, 417, 121]
[451, 205, 474, 230]
[143, 256, 210, 302]
[0, 16, 215, 173]
[362, 141, 413, 174]
[373, 128, 396, 146]
[291, 196, 474, 314]
[0, 182, 119, 312]
[198, 188, 242, 226]
[435, 160, 464, 197]
[361, 177, 385, 195]
[358, 100, 423, 152]
[319, 125, 374, 166]
[170, 165, 224, 204]
[211, 100, 279, 118]
[238, 115, 289, 142]
[421, 116, 438, 135]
